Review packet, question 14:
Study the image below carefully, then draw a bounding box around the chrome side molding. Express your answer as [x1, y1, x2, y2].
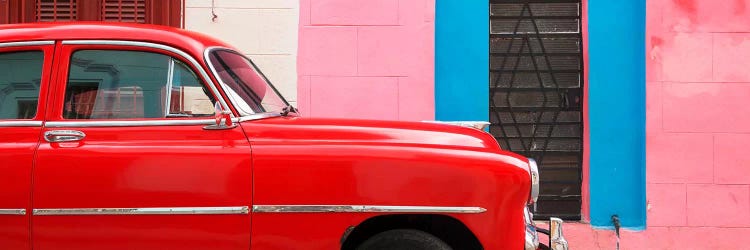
[0, 121, 43, 127]
[10, 205, 482, 216]
[33, 206, 249, 216]
[0, 209, 26, 215]
[252, 205, 486, 214]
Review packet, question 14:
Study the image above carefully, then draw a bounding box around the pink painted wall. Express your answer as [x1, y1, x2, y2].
[297, 0, 435, 121]
[297, 0, 750, 248]
[566, 0, 750, 248]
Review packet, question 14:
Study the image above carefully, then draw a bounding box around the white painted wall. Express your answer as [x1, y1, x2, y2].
[184, 0, 299, 106]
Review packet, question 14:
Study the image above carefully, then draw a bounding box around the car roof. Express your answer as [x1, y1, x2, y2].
[0, 22, 237, 60]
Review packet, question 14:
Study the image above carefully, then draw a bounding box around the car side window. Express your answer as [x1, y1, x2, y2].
[63, 50, 216, 119]
[0, 51, 44, 119]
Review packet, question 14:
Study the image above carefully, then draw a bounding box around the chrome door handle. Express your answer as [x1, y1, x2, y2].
[44, 130, 86, 143]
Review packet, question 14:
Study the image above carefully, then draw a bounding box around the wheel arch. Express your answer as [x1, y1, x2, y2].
[340, 214, 483, 250]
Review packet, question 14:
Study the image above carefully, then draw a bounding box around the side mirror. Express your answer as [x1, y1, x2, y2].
[204, 102, 237, 130]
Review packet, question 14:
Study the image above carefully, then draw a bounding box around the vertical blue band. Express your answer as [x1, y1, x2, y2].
[435, 0, 488, 122]
[588, 0, 646, 229]
[435, 0, 646, 229]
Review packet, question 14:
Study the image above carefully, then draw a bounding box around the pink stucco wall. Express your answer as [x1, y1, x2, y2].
[565, 0, 750, 248]
[297, 0, 435, 121]
[297, 0, 750, 248]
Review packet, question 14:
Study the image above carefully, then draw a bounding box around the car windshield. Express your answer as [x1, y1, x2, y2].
[207, 49, 288, 115]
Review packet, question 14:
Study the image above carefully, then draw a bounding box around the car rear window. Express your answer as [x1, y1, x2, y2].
[0, 51, 44, 119]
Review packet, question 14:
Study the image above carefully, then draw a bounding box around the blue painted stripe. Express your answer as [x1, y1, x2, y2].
[588, 0, 647, 229]
[435, 0, 488, 122]
[435, 0, 647, 229]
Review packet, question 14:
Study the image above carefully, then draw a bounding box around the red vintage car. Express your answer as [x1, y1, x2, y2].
[0, 23, 568, 250]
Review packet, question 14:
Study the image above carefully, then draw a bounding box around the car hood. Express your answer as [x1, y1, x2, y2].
[240, 116, 510, 153]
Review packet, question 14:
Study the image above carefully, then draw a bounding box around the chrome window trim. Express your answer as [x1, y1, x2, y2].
[203, 46, 285, 121]
[0, 42, 53, 125]
[164, 59, 176, 116]
[61, 40, 231, 114]
[203, 46, 252, 116]
[45, 119, 221, 128]
[42, 116, 276, 128]
[252, 205, 487, 214]
[0, 209, 26, 215]
[0, 40, 54, 48]
[237, 113, 283, 122]
[33, 206, 249, 216]
[0, 121, 43, 127]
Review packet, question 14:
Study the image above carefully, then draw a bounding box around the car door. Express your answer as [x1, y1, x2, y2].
[0, 41, 53, 250]
[32, 41, 252, 250]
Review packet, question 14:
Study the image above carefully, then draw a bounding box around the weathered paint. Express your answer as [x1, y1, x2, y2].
[646, 0, 750, 240]
[580, 0, 590, 223]
[561, 0, 750, 248]
[587, 0, 646, 229]
[434, 0, 488, 122]
[296, 0, 435, 121]
[539, 221, 750, 249]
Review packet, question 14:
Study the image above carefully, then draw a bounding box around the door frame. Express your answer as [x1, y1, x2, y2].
[0, 40, 56, 249]
[30, 40, 254, 249]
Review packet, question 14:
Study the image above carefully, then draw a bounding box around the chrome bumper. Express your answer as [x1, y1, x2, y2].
[525, 207, 568, 250]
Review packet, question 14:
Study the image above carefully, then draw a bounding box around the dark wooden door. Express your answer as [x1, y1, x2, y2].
[489, 0, 583, 220]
